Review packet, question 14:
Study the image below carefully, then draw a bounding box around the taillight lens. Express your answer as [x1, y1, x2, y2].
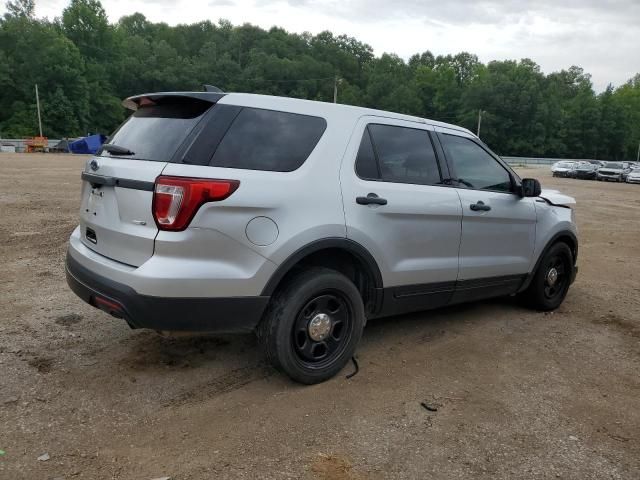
[153, 176, 239, 231]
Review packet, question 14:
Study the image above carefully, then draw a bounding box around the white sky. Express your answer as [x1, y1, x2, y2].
[12, 0, 640, 91]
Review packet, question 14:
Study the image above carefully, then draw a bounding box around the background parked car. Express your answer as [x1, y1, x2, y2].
[626, 166, 640, 184]
[596, 162, 625, 182]
[621, 162, 638, 182]
[551, 161, 577, 177]
[570, 161, 597, 180]
[587, 160, 607, 168]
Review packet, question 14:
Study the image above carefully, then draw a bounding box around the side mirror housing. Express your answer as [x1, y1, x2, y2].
[521, 178, 542, 197]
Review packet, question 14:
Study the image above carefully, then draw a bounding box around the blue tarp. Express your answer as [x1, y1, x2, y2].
[69, 134, 106, 154]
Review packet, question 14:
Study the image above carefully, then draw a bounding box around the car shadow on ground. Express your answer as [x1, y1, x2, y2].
[361, 295, 527, 343]
[109, 295, 529, 390]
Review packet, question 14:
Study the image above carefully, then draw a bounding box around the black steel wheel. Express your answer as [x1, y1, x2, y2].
[258, 267, 365, 384]
[542, 253, 569, 302]
[521, 242, 574, 311]
[292, 292, 353, 369]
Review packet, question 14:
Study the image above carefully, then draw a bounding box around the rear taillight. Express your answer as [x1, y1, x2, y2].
[152, 176, 239, 231]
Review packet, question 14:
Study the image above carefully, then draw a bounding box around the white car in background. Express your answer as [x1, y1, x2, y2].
[596, 162, 626, 182]
[626, 167, 640, 184]
[551, 161, 576, 177]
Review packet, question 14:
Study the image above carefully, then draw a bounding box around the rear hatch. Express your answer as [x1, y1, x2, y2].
[79, 95, 217, 266]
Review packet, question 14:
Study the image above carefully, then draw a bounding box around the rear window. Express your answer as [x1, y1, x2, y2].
[100, 98, 212, 162]
[209, 108, 326, 172]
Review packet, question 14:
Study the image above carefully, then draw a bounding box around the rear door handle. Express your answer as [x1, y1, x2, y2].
[470, 201, 491, 212]
[356, 193, 387, 206]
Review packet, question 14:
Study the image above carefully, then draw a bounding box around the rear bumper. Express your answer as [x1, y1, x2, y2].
[66, 252, 269, 333]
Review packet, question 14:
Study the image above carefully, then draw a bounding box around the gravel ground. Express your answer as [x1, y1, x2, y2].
[1, 153, 639, 480]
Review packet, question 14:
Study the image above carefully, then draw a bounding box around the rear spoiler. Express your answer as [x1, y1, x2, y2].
[122, 91, 226, 111]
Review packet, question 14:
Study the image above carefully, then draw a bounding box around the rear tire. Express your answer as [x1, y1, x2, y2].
[521, 242, 573, 311]
[257, 267, 365, 384]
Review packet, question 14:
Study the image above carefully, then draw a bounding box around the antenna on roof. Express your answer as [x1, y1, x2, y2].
[203, 84, 224, 93]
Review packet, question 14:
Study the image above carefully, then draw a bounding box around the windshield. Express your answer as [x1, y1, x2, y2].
[603, 162, 623, 169]
[100, 98, 213, 162]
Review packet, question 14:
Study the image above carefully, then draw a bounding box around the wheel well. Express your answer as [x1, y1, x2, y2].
[268, 247, 381, 315]
[554, 234, 578, 263]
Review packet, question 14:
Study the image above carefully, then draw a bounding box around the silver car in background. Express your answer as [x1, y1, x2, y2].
[626, 167, 640, 184]
[551, 161, 576, 177]
[597, 161, 625, 182]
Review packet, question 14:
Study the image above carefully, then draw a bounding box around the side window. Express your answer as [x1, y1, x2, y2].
[367, 124, 441, 185]
[440, 134, 512, 192]
[355, 127, 380, 179]
[210, 107, 326, 172]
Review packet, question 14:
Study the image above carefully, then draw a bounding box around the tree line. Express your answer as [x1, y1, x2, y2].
[1, 0, 639, 160]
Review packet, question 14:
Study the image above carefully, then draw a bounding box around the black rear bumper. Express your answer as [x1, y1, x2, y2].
[65, 253, 269, 333]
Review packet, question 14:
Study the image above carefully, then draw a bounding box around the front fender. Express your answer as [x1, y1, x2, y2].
[530, 200, 577, 271]
[519, 200, 578, 292]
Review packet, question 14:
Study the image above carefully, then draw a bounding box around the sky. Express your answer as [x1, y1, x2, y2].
[11, 0, 640, 91]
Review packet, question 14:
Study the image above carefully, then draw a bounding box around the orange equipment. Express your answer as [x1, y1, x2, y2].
[25, 136, 48, 153]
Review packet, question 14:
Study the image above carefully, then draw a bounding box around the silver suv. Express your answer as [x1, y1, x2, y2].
[66, 91, 578, 384]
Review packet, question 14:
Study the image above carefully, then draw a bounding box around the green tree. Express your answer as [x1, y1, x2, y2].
[61, 0, 114, 60]
[4, 0, 34, 19]
[0, 13, 90, 136]
[0, 2, 638, 159]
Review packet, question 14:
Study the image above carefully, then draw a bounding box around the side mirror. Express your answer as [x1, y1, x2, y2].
[522, 178, 541, 197]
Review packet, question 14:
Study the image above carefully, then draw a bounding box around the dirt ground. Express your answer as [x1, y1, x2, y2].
[1, 153, 639, 480]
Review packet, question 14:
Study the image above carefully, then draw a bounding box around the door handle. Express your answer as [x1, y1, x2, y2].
[470, 201, 491, 211]
[356, 193, 387, 206]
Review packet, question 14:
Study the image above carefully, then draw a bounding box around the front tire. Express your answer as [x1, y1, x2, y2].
[258, 267, 365, 384]
[521, 242, 574, 311]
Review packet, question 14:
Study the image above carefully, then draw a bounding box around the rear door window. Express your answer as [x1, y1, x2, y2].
[209, 108, 327, 172]
[364, 124, 441, 185]
[354, 127, 380, 180]
[101, 98, 212, 162]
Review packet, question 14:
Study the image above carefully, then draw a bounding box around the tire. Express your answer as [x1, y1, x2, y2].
[257, 267, 365, 384]
[520, 242, 574, 311]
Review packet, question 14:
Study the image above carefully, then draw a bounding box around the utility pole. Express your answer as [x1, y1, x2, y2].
[476, 109, 484, 138]
[636, 141, 640, 162]
[35, 84, 43, 137]
[333, 76, 342, 103]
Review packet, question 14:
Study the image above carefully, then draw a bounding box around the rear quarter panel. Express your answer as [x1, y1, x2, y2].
[160, 98, 359, 272]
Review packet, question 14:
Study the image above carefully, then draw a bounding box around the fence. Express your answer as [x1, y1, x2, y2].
[0, 138, 61, 153]
[0, 142, 603, 166]
[502, 156, 598, 167]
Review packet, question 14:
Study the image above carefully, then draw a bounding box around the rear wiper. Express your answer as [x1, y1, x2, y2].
[102, 143, 135, 156]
